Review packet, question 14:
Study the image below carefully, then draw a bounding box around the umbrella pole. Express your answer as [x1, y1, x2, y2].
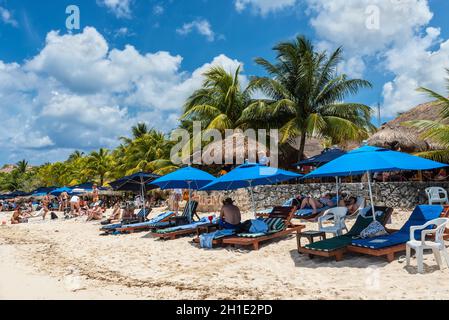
[335, 177, 339, 204]
[248, 181, 256, 217]
[367, 171, 376, 221]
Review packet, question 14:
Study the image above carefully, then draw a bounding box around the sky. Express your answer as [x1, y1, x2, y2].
[1, 0, 449, 165]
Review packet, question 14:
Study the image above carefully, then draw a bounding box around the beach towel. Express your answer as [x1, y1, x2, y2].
[249, 219, 269, 234]
[200, 229, 236, 249]
[237, 217, 285, 238]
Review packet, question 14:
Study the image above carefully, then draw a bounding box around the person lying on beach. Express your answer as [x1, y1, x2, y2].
[339, 195, 360, 215]
[300, 193, 336, 214]
[219, 198, 242, 230]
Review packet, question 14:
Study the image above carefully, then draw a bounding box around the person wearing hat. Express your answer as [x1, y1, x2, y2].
[219, 198, 242, 230]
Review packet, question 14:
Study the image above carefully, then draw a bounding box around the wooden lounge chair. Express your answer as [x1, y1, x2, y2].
[221, 206, 305, 251]
[150, 221, 211, 240]
[115, 210, 177, 233]
[148, 201, 199, 231]
[100, 208, 151, 234]
[347, 205, 444, 262]
[298, 207, 393, 261]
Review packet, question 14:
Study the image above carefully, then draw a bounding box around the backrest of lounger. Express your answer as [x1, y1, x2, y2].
[347, 206, 392, 237]
[399, 205, 443, 235]
[270, 206, 296, 228]
[182, 201, 198, 223]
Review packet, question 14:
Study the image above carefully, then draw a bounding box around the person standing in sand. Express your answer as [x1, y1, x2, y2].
[42, 194, 51, 220]
[219, 198, 242, 229]
[60, 191, 69, 211]
[70, 195, 81, 216]
[92, 184, 100, 203]
[172, 189, 183, 214]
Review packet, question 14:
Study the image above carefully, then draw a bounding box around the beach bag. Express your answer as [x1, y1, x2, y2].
[249, 219, 269, 234]
[51, 212, 58, 220]
[360, 221, 388, 239]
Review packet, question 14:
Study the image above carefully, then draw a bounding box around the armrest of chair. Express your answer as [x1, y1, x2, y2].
[318, 210, 334, 229]
[410, 220, 435, 242]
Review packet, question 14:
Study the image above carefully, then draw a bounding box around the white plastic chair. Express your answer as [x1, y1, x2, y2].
[318, 207, 349, 236]
[406, 218, 449, 274]
[425, 187, 449, 205]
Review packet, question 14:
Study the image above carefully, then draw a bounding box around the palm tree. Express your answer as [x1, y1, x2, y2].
[68, 150, 85, 162]
[181, 66, 250, 131]
[120, 129, 176, 175]
[120, 123, 150, 145]
[241, 36, 374, 160]
[86, 148, 112, 186]
[404, 69, 449, 163]
[16, 160, 28, 174]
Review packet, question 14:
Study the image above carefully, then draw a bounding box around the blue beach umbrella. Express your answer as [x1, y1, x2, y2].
[109, 172, 160, 208]
[50, 187, 73, 197]
[151, 166, 215, 202]
[294, 148, 347, 168]
[304, 146, 447, 219]
[202, 163, 302, 214]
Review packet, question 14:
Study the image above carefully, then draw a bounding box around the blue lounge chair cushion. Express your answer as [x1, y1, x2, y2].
[120, 211, 175, 229]
[295, 206, 330, 218]
[351, 205, 443, 249]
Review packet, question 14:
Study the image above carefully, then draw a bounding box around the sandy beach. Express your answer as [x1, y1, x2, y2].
[1, 208, 449, 300]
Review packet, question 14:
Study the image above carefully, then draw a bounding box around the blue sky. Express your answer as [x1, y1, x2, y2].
[0, 0, 449, 165]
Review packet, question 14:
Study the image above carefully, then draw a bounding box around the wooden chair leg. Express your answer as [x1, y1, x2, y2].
[335, 252, 343, 262]
[386, 253, 395, 263]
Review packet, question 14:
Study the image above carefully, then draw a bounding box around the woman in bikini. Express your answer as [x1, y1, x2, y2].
[300, 193, 336, 215]
[42, 194, 51, 220]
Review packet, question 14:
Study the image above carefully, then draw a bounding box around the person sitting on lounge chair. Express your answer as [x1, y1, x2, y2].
[300, 193, 336, 215]
[339, 195, 360, 215]
[219, 198, 242, 230]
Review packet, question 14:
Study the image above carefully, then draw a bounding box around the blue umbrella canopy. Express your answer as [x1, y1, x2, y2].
[151, 167, 215, 190]
[50, 187, 73, 196]
[294, 148, 346, 168]
[109, 172, 160, 192]
[202, 163, 302, 191]
[304, 146, 446, 178]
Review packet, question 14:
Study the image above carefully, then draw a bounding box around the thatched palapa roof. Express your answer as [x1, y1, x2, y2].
[368, 101, 445, 153]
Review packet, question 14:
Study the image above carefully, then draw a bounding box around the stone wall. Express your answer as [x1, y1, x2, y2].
[185, 182, 449, 212]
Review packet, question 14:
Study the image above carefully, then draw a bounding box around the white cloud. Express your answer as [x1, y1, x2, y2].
[98, 0, 132, 18]
[235, 0, 297, 16]
[153, 5, 164, 16]
[304, 0, 449, 117]
[0, 6, 18, 26]
[176, 19, 216, 42]
[0, 27, 246, 164]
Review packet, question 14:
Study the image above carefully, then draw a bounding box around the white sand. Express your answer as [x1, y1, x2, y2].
[1, 208, 449, 300]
